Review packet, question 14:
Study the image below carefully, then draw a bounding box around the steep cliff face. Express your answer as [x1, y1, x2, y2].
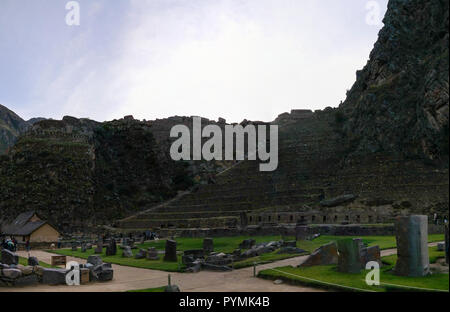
[0, 104, 30, 154]
[0, 114, 235, 231]
[0, 116, 196, 232]
[340, 0, 449, 160]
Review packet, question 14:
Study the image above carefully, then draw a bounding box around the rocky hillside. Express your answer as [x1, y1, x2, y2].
[0, 104, 29, 154]
[0, 115, 235, 232]
[117, 0, 449, 232]
[338, 0, 449, 161]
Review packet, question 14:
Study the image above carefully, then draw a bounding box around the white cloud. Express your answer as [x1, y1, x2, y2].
[25, 0, 386, 123]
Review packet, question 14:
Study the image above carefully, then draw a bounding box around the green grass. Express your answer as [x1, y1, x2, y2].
[138, 235, 295, 254]
[18, 257, 55, 268]
[295, 234, 444, 253]
[127, 286, 166, 292]
[258, 247, 448, 292]
[48, 235, 297, 272]
[47, 234, 445, 272]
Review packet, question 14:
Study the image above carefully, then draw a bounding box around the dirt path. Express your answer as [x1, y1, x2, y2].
[1, 242, 440, 292]
[2, 250, 320, 292]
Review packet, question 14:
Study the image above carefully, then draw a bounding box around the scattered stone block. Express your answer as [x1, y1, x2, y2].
[165, 285, 181, 292]
[296, 226, 309, 241]
[360, 245, 381, 267]
[17, 265, 34, 276]
[1, 249, 18, 265]
[277, 247, 306, 254]
[122, 246, 133, 258]
[135, 249, 147, 259]
[106, 239, 117, 256]
[94, 244, 103, 254]
[299, 242, 338, 267]
[337, 238, 362, 273]
[14, 274, 39, 287]
[92, 264, 113, 282]
[87, 255, 103, 266]
[80, 268, 90, 284]
[42, 268, 68, 285]
[164, 240, 178, 262]
[282, 241, 297, 248]
[445, 224, 449, 264]
[1, 268, 22, 279]
[146, 247, 159, 260]
[394, 215, 430, 277]
[202, 263, 232, 271]
[28, 257, 39, 267]
[203, 238, 214, 253]
[239, 239, 256, 249]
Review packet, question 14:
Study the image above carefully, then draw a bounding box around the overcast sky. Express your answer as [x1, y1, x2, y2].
[0, 0, 388, 123]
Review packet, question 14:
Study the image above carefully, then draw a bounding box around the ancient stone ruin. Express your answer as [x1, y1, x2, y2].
[1, 251, 113, 287]
[394, 215, 430, 277]
[299, 242, 338, 267]
[164, 240, 178, 262]
[106, 238, 117, 256]
[337, 238, 363, 274]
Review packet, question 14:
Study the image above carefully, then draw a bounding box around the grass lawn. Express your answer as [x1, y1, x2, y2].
[258, 246, 449, 292]
[47, 234, 445, 272]
[18, 257, 55, 268]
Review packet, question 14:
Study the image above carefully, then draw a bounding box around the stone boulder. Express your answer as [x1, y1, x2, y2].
[91, 263, 114, 282]
[203, 238, 214, 253]
[1, 249, 18, 265]
[106, 239, 117, 256]
[337, 238, 363, 273]
[42, 268, 68, 285]
[320, 194, 356, 207]
[239, 239, 256, 249]
[394, 215, 430, 277]
[87, 255, 103, 266]
[299, 242, 338, 267]
[28, 256, 39, 267]
[445, 224, 449, 264]
[360, 245, 381, 267]
[0, 268, 22, 279]
[277, 247, 306, 254]
[146, 247, 159, 260]
[165, 285, 181, 292]
[135, 249, 147, 259]
[122, 246, 133, 258]
[14, 274, 39, 287]
[164, 240, 178, 262]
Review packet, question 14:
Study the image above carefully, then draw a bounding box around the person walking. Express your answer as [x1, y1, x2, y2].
[25, 239, 31, 252]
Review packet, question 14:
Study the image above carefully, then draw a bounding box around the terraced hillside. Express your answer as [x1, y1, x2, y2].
[117, 0, 449, 232]
[116, 108, 448, 231]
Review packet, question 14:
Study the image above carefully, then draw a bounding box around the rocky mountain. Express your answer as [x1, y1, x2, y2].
[338, 0, 449, 161]
[0, 104, 30, 154]
[118, 0, 449, 232]
[0, 115, 234, 232]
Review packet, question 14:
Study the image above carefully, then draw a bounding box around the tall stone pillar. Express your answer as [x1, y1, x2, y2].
[164, 240, 178, 262]
[445, 224, 449, 264]
[394, 215, 430, 277]
[337, 238, 362, 273]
